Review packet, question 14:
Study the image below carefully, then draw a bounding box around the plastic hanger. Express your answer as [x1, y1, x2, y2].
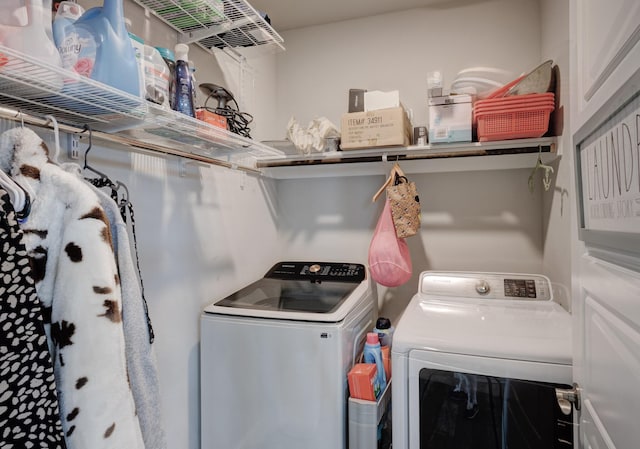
[372, 162, 405, 202]
[44, 115, 61, 162]
[80, 124, 112, 182]
[116, 180, 129, 204]
[78, 124, 132, 209]
[0, 116, 32, 218]
[528, 147, 554, 193]
[0, 169, 26, 212]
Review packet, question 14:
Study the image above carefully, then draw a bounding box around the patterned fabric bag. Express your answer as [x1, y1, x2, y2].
[386, 174, 421, 238]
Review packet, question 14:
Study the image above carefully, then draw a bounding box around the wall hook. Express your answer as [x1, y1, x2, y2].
[528, 146, 554, 193]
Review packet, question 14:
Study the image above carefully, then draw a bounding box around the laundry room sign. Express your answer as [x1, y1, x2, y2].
[577, 90, 640, 238]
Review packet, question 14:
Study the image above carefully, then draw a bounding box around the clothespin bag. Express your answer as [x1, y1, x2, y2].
[386, 171, 421, 238]
[368, 197, 412, 287]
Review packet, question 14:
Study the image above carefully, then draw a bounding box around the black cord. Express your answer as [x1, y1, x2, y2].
[201, 93, 253, 138]
[121, 198, 155, 345]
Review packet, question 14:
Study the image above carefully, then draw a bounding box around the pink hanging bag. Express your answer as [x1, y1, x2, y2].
[368, 197, 412, 287]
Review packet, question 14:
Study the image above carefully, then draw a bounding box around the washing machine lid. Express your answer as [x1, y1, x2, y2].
[203, 261, 371, 322]
[393, 271, 572, 366]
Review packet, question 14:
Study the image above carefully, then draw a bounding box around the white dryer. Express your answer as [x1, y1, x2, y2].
[200, 261, 376, 449]
[392, 271, 573, 449]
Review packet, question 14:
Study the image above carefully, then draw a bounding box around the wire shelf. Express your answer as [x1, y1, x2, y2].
[122, 102, 284, 160]
[0, 44, 284, 166]
[133, 0, 284, 51]
[0, 46, 147, 131]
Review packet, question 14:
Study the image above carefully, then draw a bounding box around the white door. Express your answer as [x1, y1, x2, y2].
[571, 0, 640, 447]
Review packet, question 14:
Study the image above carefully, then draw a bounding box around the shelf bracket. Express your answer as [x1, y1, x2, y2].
[177, 20, 252, 45]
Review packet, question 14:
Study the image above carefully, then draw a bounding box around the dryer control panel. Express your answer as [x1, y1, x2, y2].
[419, 272, 553, 301]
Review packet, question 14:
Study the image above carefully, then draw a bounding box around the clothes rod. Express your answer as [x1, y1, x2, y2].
[0, 106, 261, 175]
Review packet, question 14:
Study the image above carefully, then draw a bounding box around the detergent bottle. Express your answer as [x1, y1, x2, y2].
[143, 45, 170, 108]
[0, 0, 63, 91]
[373, 317, 395, 348]
[172, 43, 195, 117]
[53, 0, 140, 96]
[363, 332, 387, 398]
[52, 1, 84, 51]
[155, 46, 176, 109]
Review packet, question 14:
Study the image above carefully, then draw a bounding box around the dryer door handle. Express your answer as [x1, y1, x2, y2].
[556, 383, 581, 415]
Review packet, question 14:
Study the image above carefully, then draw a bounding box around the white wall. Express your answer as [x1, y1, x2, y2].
[275, 168, 544, 323]
[540, 0, 572, 310]
[272, 0, 541, 139]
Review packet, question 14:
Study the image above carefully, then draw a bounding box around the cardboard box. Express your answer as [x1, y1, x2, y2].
[196, 109, 228, 129]
[341, 107, 412, 150]
[348, 363, 378, 401]
[428, 94, 472, 143]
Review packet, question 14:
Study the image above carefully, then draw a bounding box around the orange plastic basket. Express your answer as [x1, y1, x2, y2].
[475, 104, 554, 142]
[473, 92, 555, 142]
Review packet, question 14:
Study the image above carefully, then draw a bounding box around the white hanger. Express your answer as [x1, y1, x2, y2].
[0, 116, 35, 217]
[0, 169, 26, 214]
[528, 147, 554, 193]
[44, 115, 61, 162]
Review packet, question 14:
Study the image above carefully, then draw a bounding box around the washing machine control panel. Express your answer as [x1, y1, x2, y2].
[265, 261, 366, 283]
[420, 272, 553, 301]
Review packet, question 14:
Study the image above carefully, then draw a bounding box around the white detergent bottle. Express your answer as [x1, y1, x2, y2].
[363, 332, 387, 398]
[124, 17, 145, 99]
[52, 1, 83, 89]
[143, 45, 170, 108]
[0, 0, 63, 92]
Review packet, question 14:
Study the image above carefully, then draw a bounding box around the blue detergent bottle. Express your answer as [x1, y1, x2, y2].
[172, 43, 195, 117]
[363, 332, 387, 398]
[53, 0, 140, 96]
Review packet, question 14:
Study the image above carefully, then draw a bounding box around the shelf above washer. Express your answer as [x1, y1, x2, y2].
[257, 137, 559, 179]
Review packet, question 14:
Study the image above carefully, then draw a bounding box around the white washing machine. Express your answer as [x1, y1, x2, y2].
[200, 261, 376, 449]
[392, 271, 574, 449]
